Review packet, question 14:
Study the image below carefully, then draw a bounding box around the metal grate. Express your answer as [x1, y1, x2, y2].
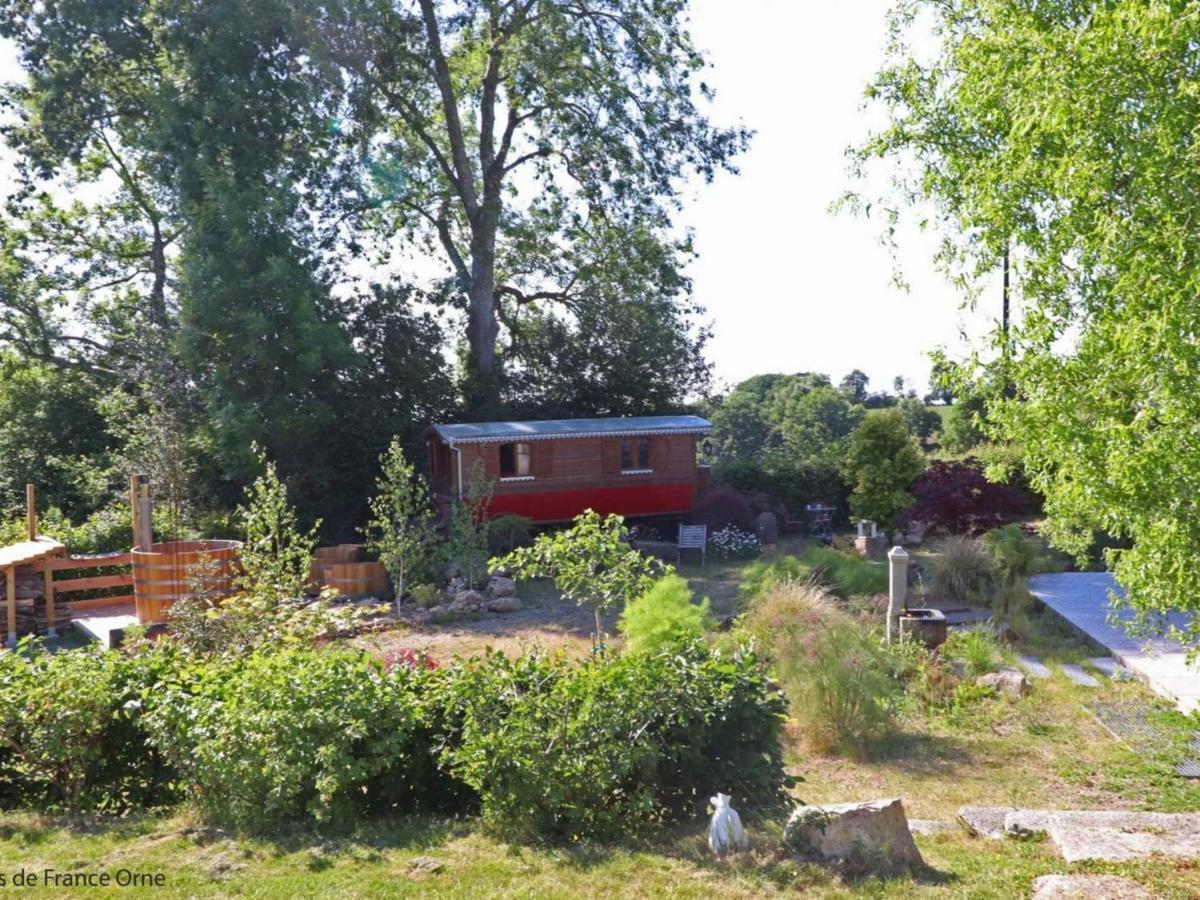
[1093, 700, 1200, 778]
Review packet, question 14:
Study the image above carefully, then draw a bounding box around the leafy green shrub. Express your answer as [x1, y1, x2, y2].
[486, 514, 534, 556]
[144, 647, 451, 832]
[746, 581, 900, 755]
[740, 547, 887, 600]
[443, 460, 494, 589]
[167, 587, 374, 658]
[981, 524, 1067, 582]
[720, 456, 849, 525]
[930, 536, 997, 605]
[618, 574, 712, 653]
[409, 583, 442, 609]
[0, 643, 177, 812]
[942, 626, 1002, 677]
[0, 504, 132, 555]
[0, 638, 788, 842]
[436, 641, 789, 842]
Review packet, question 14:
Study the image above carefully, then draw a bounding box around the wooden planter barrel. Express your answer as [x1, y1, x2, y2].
[308, 544, 363, 589]
[131, 540, 242, 625]
[315, 561, 389, 599]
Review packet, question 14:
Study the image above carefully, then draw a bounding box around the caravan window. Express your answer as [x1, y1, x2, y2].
[499, 442, 532, 478]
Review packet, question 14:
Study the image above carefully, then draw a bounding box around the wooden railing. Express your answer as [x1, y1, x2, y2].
[49, 552, 134, 613]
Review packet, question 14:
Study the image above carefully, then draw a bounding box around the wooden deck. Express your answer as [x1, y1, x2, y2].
[0, 537, 65, 569]
[73, 602, 139, 650]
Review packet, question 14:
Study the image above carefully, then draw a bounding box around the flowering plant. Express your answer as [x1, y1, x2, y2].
[708, 525, 761, 559]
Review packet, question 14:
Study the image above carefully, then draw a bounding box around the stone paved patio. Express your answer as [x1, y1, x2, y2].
[1029, 572, 1200, 714]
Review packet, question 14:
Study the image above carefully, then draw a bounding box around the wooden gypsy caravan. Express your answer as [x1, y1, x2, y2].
[425, 415, 712, 523]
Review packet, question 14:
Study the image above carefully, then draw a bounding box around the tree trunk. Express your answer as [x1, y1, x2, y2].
[465, 211, 502, 416]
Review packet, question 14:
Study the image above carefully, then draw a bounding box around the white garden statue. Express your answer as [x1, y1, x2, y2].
[708, 793, 749, 858]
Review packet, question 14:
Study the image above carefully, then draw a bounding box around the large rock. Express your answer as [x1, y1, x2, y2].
[783, 798, 924, 872]
[1031, 874, 1156, 899]
[755, 511, 779, 547]
[449, 589, 486, 613]
[486, 595, 522, 613]
[976, 666, 1032, 699]
[487, 575, 517, 598]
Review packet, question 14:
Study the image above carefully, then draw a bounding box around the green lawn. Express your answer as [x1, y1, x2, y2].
[2, 802, 1198, 898]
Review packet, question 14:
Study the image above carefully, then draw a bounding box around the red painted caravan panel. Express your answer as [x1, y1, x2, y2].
[488, 483, 694, 523]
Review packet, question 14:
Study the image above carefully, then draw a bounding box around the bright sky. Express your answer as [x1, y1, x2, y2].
[684, 0, 996, 395]
[0, 3, 998, 397]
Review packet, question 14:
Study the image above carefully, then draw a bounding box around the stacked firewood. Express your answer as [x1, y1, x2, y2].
[4, 564, 71, 638]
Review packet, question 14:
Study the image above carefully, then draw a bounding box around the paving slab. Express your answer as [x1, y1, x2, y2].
[956, 805, 1013, 840]
[1031, 874, 1156, 899]
[907, 818, 958, 836]
[1087, 657, 1132, 680]
[1006, 809, 1200, 862]
[1059, 663, 1101, 687]
[1029, 573, 1200, 713]
[73, 605, 138, 650]
[1018, 655, 1053, 679]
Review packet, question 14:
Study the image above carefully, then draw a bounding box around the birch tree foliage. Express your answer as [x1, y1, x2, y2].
[859, 0, 1200, 641]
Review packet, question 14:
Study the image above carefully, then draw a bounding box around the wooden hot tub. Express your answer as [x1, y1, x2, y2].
[131, 540, 242, 625]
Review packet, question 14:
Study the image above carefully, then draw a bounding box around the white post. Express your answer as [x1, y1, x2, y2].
[887, 545, 908, 644]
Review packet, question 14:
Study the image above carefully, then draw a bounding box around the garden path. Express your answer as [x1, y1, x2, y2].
[1029, 573, 1200, 713]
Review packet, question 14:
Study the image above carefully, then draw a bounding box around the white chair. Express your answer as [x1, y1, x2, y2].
[677, 524, 708, 567]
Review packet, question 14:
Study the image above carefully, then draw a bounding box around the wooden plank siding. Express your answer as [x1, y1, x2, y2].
[457, 434, 697, 497]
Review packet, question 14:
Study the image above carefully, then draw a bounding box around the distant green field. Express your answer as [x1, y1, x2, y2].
[926, 404, 952, 429]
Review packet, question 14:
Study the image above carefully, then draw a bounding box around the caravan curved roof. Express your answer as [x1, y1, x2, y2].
[429, 415, 711, 444]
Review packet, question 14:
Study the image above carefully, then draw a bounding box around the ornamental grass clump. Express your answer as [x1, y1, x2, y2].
[740, 547, 886, 600]
[745, 581, 901, 756]
[942, 626, 1003, 678]
[929, 535, 997, 605]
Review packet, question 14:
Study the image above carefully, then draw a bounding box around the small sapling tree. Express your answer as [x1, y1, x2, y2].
[364, 439, 437, 606]
[444, 460, 494, 589]
[493, 509, 667, 649]
[236, 448, 320, 601]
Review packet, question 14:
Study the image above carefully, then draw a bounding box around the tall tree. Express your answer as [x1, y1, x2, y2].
[839, 369, 870, 404]
[842, 409, 925, 527]
[335, 0, 745, 412]
[0, 0, 455, 529]
[860, 0, 1200, 641]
